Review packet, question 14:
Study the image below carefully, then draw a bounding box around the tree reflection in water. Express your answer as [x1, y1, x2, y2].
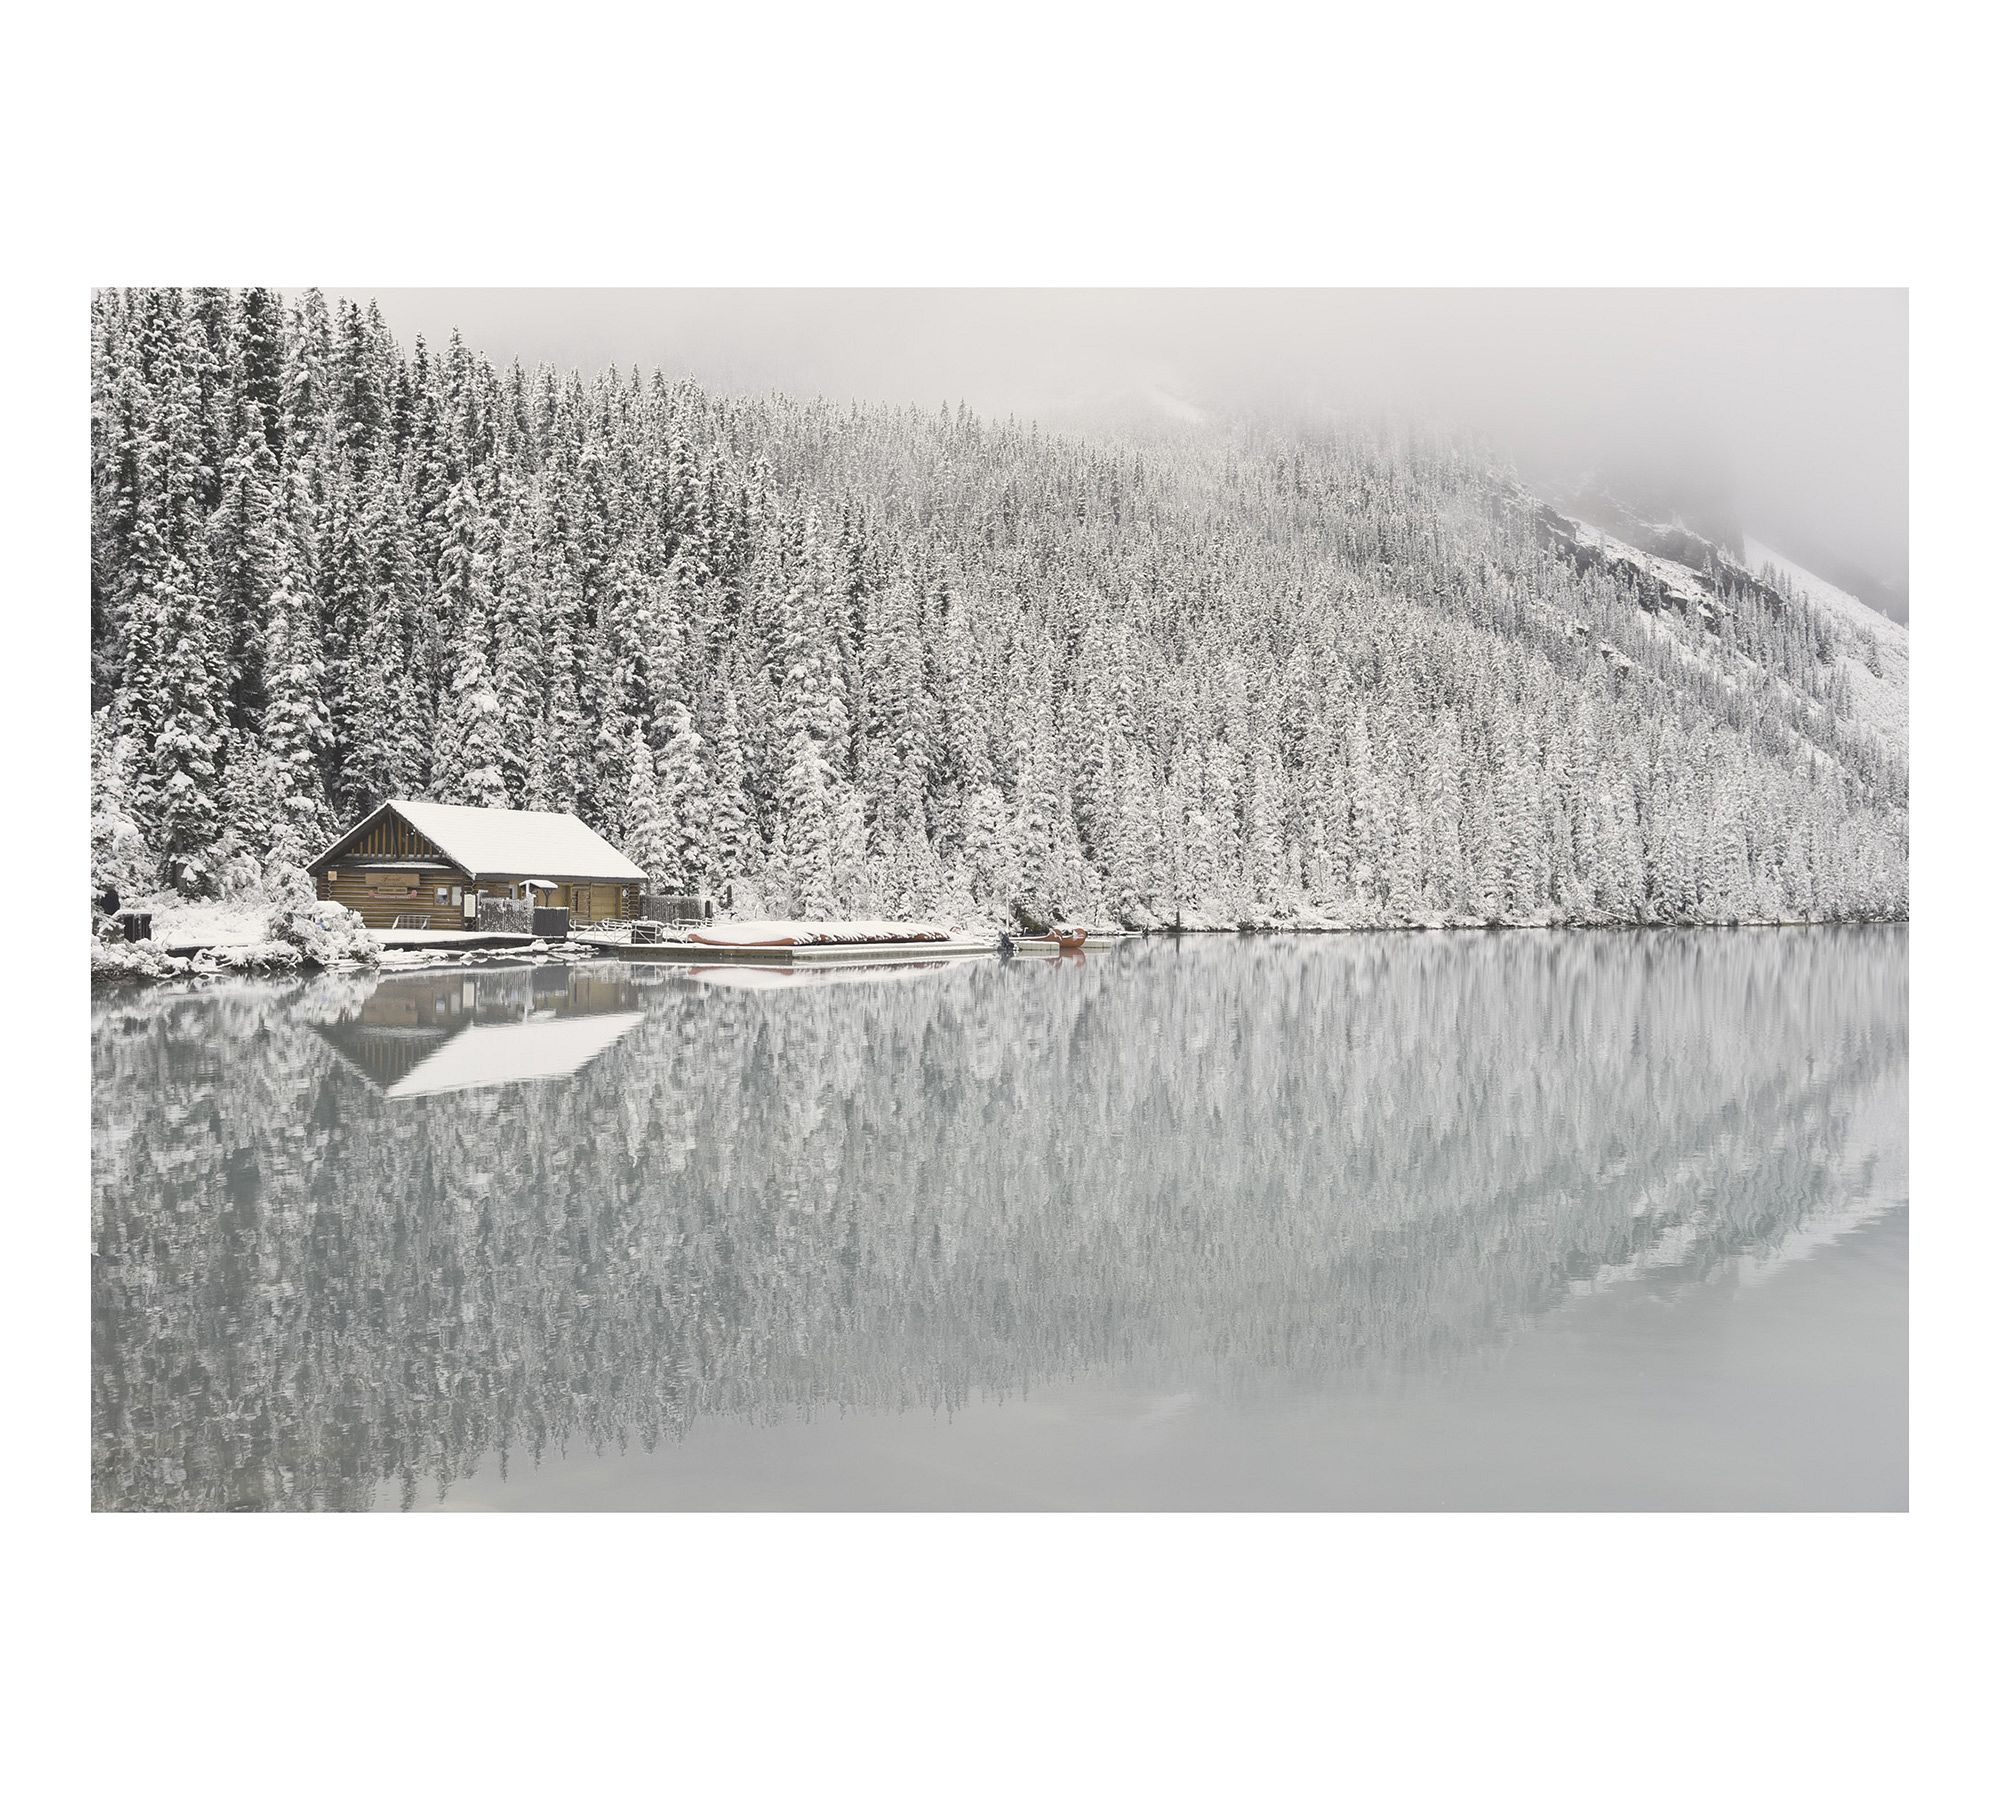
[92, 930, 1906, 1511]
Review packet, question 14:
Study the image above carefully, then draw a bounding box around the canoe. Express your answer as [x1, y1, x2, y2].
[1017, 925, 1088, 950]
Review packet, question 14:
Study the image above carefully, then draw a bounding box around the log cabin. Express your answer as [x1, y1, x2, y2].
[308, 799, 646, 931]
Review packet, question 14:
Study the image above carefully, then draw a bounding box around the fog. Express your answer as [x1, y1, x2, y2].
[335, 288, 1907, 619]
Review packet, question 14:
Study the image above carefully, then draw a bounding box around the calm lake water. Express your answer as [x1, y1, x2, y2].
[92, 928, 1906, 1511]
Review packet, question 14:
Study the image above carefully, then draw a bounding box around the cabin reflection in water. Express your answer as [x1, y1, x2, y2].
[311, 966, 642, 1098]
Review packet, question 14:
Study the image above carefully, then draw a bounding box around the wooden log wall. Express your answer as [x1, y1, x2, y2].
[316, 867, 467, 930]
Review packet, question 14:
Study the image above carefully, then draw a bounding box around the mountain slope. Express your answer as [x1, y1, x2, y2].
[88, 289, 1909, 928]
[1742, 536, 1908, 745]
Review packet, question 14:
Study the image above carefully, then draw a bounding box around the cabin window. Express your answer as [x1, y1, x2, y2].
[451, 887, 462, 905]
[435, 888, 449, 906]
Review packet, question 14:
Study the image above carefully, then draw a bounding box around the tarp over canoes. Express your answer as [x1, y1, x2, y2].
[687, 919, 953, 948]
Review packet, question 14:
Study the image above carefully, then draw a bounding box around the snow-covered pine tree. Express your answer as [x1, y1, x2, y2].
[706, 682, 757, 887]
[656, 701, 714, 894]
[258, 536, 333, 861]
[773, 723, 842, 915]
[434, 608, 508, 809]
[146, 549, 229, 894]
[621, 723, 673, 889]
[488, 476, 545, 801]
[431, 474, 508, 807]
[766, 512, 862, 914]
[90, 706, 157, 898]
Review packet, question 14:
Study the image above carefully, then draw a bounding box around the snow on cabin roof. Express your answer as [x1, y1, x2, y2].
[318, 800, 646, 882]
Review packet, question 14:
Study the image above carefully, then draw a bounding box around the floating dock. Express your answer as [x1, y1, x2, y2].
[585, 918, 1135, 967]
[606, 935, 1002, 965]
[368, 928, 546, 951]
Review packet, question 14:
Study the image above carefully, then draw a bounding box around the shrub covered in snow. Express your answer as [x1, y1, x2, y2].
[273, 897, 379, 966]
[262, 861, 317, 910]
[91, 917, 179, 983]
[91, 808, 157, 903]
[720, 877, 772, 920]
[210, 837, 272, 901]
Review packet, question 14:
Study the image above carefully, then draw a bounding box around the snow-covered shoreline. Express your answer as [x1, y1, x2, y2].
[91, 903, 1909, 986]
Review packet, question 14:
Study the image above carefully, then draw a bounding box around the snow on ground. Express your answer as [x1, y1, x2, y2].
[1743, 536, 1909, 749]
[142, 896, 276, 949]
[1572, 520, 1722, 617]
[1563, 521, 1743, 693]
[1556, 511, 1907, 761]
[1743, 538, 1903, 640]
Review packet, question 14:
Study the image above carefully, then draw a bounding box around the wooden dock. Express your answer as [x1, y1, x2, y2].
[598, 931, 1132, 966]
[605, 935, 1003, 965]
[370, 929, 546, 951]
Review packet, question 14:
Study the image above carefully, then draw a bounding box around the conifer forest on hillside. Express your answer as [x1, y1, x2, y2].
[89, 287, 1909, 928]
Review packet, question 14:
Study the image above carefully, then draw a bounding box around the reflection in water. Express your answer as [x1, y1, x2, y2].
[673, 960, 966, 991]
[92, 930, 1906, 1511]
[310, 967, 643, 1097]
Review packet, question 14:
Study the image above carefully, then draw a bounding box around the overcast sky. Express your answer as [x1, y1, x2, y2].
[336, 288, 1907, 610]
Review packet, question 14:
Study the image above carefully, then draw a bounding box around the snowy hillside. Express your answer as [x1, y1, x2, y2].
[1742, 536, 1909, 748]
[1516, 488, 1908, 775]
[90, 289, 1908, 930]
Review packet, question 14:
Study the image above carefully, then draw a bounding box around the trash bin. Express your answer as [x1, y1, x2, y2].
[120, 912, 152, 943]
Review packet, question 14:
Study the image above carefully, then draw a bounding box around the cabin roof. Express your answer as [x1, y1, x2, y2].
[309, 799, 647, 883]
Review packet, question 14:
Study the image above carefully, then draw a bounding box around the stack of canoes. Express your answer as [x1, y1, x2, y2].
[686, 920, 953, 949]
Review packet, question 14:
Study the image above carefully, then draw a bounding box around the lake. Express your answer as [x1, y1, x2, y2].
[91, 928, 1907, 1511]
